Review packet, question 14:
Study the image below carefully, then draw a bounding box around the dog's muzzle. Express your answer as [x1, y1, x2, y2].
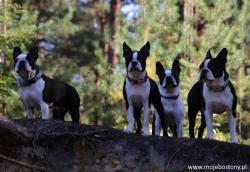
[164, 76, 177, 88]
[130, 61, 141, 71]
[17, 69, 35, 81]
[200, 69, 214, 82]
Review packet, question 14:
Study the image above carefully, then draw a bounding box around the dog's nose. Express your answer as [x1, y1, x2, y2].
[132, 61, 137, 67]
[165, 76, 174, 86]
[166, 76, 172, 83]
[200, 69, 208, 80]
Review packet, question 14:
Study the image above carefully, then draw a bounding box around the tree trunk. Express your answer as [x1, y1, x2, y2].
[0, 0, 7, 115]
[2, 0, 7, 36]
[184, 0, 194, 19]
[108, 0, 121, 66]
[0, 116, 249, 172]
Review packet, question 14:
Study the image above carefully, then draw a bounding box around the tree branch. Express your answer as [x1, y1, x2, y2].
[0, 154, 54, 172]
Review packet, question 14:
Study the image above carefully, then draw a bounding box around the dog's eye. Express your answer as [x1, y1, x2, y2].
[137, 52, 144, 60]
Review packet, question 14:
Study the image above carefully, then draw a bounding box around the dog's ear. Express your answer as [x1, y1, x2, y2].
[205, 48, 212, 60]
[27, 47, 39, 65]
[13, 47, 22, 61]
[216, 48, 227, 64]
[28, 47, 39, 61]
[29, 47, 39, 59]
[140, 41, 150, 58]
[156, 61, 165, 77]
[172, 59, 181, 74]
[123, 42, 132, 58]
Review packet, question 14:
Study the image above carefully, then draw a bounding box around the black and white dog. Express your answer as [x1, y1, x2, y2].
[122, 42, 167, 136]
[13, 46, 80, 122]
[154, 60, 184, 137]
[188, 48, 238, 143]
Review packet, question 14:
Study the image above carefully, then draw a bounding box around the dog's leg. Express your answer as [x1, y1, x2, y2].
[143, 105, 150, 136]
[176, 110, 184, 137]
[26, 107, 34, 119]
[204, 109, 213, 139]
[69, 108, 80, 123]
[179, 122, 183, 137]
[170, 124, 177, 137]
[40, 102, 49, 120]
[176, 120, 183, 137]
[188, 107, 198, 138]
[152, 101, 167, 136]
[53, 108, 66, 121]
[22, 99, 34, 119]
[228, 111, 238, 143]
[124, 104, 134, 133]
[150, 82, 167, 136]
[198, 111, 206, 139]
[152, 113, 156, 135]
[154, 111, 161, 136]
[134, 106, 142, 134]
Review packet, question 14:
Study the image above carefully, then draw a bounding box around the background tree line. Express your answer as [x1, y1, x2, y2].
[0, 0, 250, 144]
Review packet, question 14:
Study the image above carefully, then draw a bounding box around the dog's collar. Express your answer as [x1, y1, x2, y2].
[206, 79, 229, 92]
[127, 72, 148, 85]
[27, 71, 42, 85]
[160, 94, 179, 100]
[19, 71, 42, 87]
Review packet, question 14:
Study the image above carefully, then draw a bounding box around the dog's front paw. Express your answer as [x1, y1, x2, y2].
[41, 115, 49, 120]
[27, 116, 35, 119]
[155, 132, 160, 136]
[230, 137, 239, 144]
[124, 128, 133, 133]
[143, 128, 149, 136]
[154, 129, 161, 136]
[205, 133, 214, 140]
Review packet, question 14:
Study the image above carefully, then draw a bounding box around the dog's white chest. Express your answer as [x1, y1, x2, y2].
[162, 98, 183, 113]
[125, 79, 150, 106]
[203, 85, 233, 113]
[161, 96, 184, 124]
[19, 78, 45, 108]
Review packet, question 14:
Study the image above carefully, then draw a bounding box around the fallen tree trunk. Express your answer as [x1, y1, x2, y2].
[0, 116, 249, 172]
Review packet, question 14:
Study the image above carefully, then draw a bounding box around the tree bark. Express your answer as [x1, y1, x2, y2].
[2, 0, 7, 36]
[108, 0, 121, 66]
[0, 0, 7, 116]
[0, 116, 250, 172]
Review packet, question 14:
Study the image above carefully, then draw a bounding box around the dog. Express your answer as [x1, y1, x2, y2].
[122, 42, 167, 136]
[13, 46, 80, 122]
[188, 48, 238, 143]
[154, 60, 184, 137]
